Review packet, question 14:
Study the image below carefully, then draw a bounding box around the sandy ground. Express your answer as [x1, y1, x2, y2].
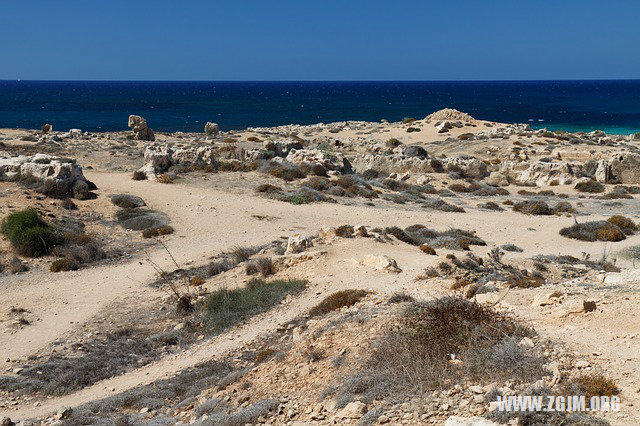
[1, 115, 639, 424]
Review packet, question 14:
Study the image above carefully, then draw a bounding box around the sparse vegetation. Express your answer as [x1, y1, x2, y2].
[245, 257, 276, 277]
[132, 170, 147, 180]
[560, 219, 629, 242]
[1, 208, 58, 257]
[336, 297, 544, 403]
[563, 374, 620, 400]
[204, 278, 306, 333]
[142, 225, 175, 238]
[309, 289, 369, 317]
[575, 180, 605, 193]
[156, 173, 174, 184]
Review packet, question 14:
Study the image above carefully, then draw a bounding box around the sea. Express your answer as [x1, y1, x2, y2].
[0, 80, 639, 134]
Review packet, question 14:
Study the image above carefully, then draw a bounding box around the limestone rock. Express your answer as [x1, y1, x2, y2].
[285, 235, 313, 255]
[361, 255, 401, 273]
[337, 401, 367, 419]
[138, 145, 217, 179]
[128, 115, 155, 141]
[0, 153, 90, 199]
[204, 122, 220, 138]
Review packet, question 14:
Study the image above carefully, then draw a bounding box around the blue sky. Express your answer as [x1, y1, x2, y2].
[1, 0, 639, 80]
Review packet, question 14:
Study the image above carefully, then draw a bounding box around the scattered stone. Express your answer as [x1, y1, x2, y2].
[285, 234, 313, 255]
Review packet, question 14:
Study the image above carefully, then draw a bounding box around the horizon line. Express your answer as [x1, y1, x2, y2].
[2, 78, 640, 83]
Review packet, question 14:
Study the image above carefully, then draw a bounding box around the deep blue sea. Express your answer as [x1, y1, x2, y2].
[1, 80, 639, 134]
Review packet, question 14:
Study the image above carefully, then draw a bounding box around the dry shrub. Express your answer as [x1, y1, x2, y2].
[512, 200, 552, 215]
[190, 276, 205, 286]
[309, 289, 369, 317]
[335, 225, 354, 238]
[50, 258, 80, 272]
[255, 183, 282, 193]
[132, 170, 147, 181]
[223, 137, 237, 143]
[245, 257, 276, 277]
[564, 374, 620, 400]
[255, 348, 277, 364]
[268, 163, 306, 181]
[62, 198, 77, 210]
[575, 180, 605, 193]
[142, 225, 175, 238]
[419, 244, 436, 255]
[606, 215, 637, 234]
[508, 275, 544, 289]
[247, 136, 261, 142]
[560, 221, 626, 242]
[337, 297, 543, 402]
[156, 174, 173, 184]
[218, 160, 258, 172]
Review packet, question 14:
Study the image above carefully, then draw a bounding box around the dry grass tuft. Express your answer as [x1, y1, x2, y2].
[156, 174, 174, 184]
[564, 374, 620, 400]
[309, 289, 369, 317]
[142, 225, 175, 238]
[575, 180, 605, 193]
[419, 244, 437, 255]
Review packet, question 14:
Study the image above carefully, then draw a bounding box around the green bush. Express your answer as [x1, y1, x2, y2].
[204, 278, 306, 333]
[1, 209, 57, 257]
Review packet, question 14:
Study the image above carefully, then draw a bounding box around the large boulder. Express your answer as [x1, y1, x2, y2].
[204, 122, 220, 139]
[128, 115, 155, 141]
[0, 153, 92, 199]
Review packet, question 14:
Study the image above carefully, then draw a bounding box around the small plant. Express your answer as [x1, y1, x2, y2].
[402, 117, 417, 124]
[334, 225, 354, 238]
[50, 258, 79, 272]
[142, 225, 175, 238]
[606, 215, 637, 234]
[309, 289, 369, 317]
[132, 170, 147, 181]
[1, 209, 57, 257]
[156, 174, 173, 184]
[419, 244, 436, 255]
[255, 183, 282, 193]
[245, 257, 276, 277]
[560, 220, 627, 242]
[564, 374, 620, 400]
[575, 180, 605, 193]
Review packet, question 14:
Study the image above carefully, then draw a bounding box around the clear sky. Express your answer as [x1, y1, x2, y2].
[1, 0, 639, 81]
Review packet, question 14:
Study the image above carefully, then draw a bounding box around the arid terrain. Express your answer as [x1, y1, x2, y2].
[1, 110, 639, 425]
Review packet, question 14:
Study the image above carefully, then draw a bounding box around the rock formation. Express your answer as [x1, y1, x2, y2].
[128, 115, 155, 141]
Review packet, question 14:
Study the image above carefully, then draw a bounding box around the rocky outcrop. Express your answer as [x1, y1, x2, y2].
[128, 115, 155, 141]
[595, 154, 640, 184]
[497, 160, 582, 187]
[352, 153, 487, 179]
[285, 148, 352, 173]
[204, 122, 220, 139]
[0, 152, 91, 199]
[138, 145, 217, 179]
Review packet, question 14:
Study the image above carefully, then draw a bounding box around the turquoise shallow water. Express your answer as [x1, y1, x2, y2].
[0, 80, 639, 134]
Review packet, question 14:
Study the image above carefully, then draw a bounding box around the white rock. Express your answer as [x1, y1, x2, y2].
[285, 234, 313, 255]
[361, 255, 401, 273]
[337, 401, 367, 419]
[204, 122, 220, 138]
